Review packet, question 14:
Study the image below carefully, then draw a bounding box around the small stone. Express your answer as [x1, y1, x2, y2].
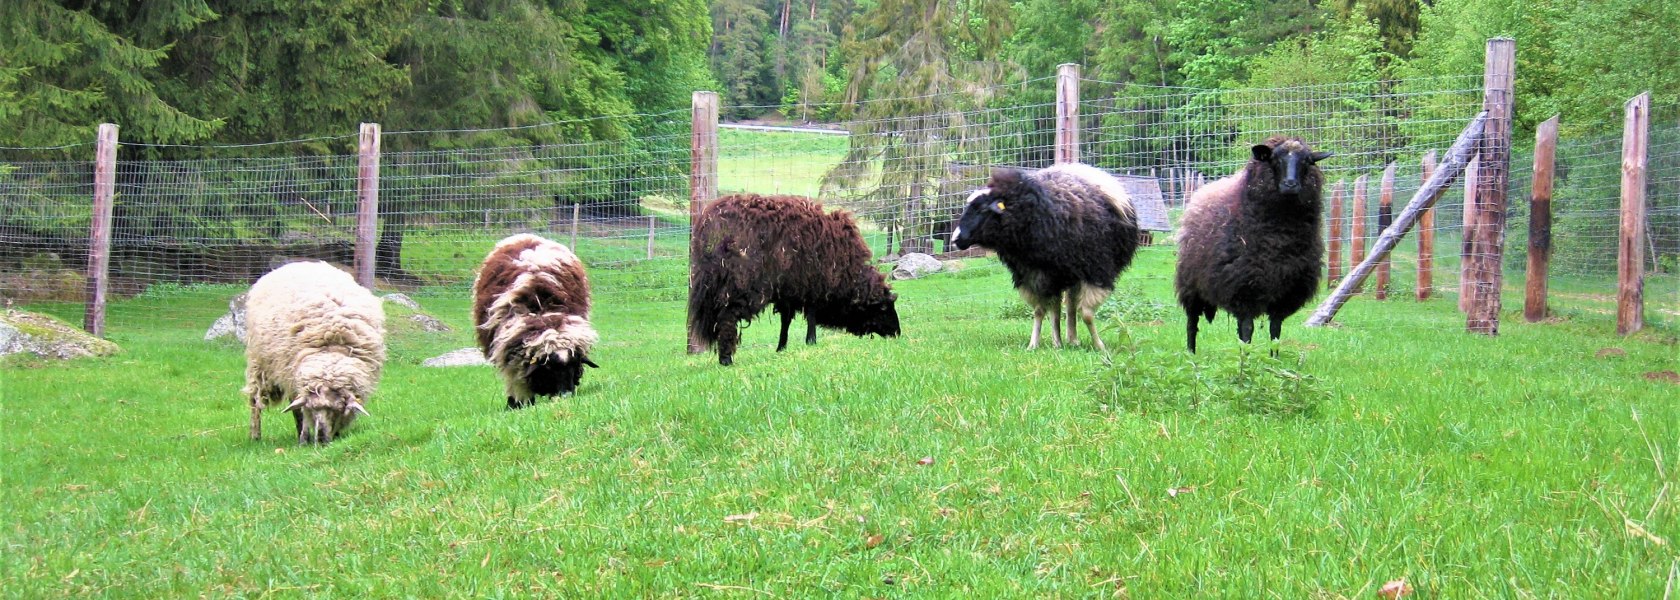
[423, 348, 490, 367]
[409, 314, 452, 333]
[382, 293, 421, 310]
[204, 293, 249, 343]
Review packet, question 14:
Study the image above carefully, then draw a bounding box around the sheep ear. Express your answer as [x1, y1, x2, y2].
[347, 401, 369, 417]
[1251, 144, 1274, 162]
[283, 397, 307, 412]
[581, 356, 600, 369]
[1310, 151, 1334, 163]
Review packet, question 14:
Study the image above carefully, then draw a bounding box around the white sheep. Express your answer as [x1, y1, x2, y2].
[243, 261, 386, 444]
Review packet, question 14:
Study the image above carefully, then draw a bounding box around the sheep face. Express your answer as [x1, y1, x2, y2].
[1251, 139, 1332, 199]
[513, 325, 599, 398]
[840, 290, 901, 339]
[951, 168, 1045, 251]
[285, 387, 367, 445]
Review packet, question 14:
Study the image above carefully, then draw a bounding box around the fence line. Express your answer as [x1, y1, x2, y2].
[2, 54, 1676, 337]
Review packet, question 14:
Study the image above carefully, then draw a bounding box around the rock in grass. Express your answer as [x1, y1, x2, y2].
[408, 314, 452, 333]
[423, 347, 490, 367]
[382, 293, 422, 310]
[0, 309, 120, 360]
[891, 253, 942, 280]
[204, 293, 249, 342]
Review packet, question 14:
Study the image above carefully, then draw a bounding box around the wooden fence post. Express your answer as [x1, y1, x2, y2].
[1328, 179, 1345, 287]
[1459, 156, 1478, 313]
[570, 203, 581, 250]
[689, 91, 719, 354]
[1377, 163, 1396, 299]
[1525, 115, 1559, 322]
[1465, 37, 1515, 335]
[1618, 92, 1649, 335]
[1418, 150, 1437, 300]
[83, 123, 118, 337]
[1055, 64, 1080, 164]
[1351, 174, 1368, 290]
[647, 216, 657, 259]
[691, 91, 719, 224]
[355, 122, 381, 290]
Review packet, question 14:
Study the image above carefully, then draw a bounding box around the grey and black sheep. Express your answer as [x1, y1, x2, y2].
[473, 234, 599, 409]
[688, 193, 900, 366]
[1175, 136, 1332, 352]
[244, 261, 385, 445]
[950, 163, 1141, 351]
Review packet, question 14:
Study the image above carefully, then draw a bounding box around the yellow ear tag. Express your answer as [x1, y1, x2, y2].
[994, 201, 1005, 211]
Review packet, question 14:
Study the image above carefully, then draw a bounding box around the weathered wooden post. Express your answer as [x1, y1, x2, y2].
[1459, 156, 1479, 313]
[691, 91, 719, 224]
[570, 203, 580, 249]
[1465, 37, 1515, 334]
[1618, 92, 1649, 335]
[1351, 174, 1368, 291]
[689, 91, 720, 354]
[1525, 116, 1559, 322]
[647, 216, 657, 259]
[1055, 64, 1080, 165]
[1418, 151, 1437, 300]
[1328, 179, 1345, 286]
[1376, 163, 1396, 299]
[83, 123, 118, 337]
[355, 122, 381, 290]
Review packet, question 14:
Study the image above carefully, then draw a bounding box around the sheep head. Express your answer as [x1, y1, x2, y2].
[951, 168, 1041, 250]
[1250, 137, 1332, 199]
[841, 284, 901, 339]
[284, 387, 367, 445]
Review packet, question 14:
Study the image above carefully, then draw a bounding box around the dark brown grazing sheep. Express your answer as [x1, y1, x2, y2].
[688, 193, 900, 366]
[950, 163, 1141, 351]
[1175, 136, 1332, 353]
[473, 234, 599, 408]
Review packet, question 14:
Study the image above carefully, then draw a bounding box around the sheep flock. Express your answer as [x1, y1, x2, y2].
[229, 136, 1330, 444]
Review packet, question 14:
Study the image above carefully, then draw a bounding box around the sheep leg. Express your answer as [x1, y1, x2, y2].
[1268, 316, 1284, 358]
[805, 319, 817, 345]
[1080, 286, 1109, 353]
[249, 401, 263, 441]
[1063, 289, 1080, 347]
[776, 307, 794, 352]
[1046, 295, 1064, 349]
[717, 317, 741, 366]
[1185, 306, 1200, 354]
[293, 409, 307, 444]
[1237, 317, 1255, 344]
[1028, 307, 1045, 350]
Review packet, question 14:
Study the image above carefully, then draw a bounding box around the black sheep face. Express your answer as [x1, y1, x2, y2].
[515, 331, 599, 398]
[1251, 139, 1332, 199]
[842, 291, 901, 338]
[950, 168, 1040, 250]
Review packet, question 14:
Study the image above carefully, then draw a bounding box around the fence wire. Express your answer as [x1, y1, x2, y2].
[2, 75, 1674, 335]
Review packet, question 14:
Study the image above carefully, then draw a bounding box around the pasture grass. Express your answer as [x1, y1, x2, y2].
[5, 249, 1679, 597]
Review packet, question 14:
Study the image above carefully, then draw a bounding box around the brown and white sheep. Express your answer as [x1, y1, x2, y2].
[1175, 136, 1332, 353]
[688, 193, 900, 366]
[950, 163, 1142, 351]
[244, 261, 385, 445]
[473, 234, 599, 408]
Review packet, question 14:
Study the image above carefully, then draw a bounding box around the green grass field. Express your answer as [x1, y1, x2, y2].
[6, 246, 1678, 597]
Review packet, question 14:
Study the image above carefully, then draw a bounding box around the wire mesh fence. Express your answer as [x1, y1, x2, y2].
[2, 69, 1674, 335]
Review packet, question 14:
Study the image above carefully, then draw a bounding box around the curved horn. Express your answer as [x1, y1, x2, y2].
[347, 401, 369, 417]
[283, 397, 307, 412]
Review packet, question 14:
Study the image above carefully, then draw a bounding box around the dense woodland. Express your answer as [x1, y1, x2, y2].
[4, 0, 1675, 147]
[2, 0, 1677, 277]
